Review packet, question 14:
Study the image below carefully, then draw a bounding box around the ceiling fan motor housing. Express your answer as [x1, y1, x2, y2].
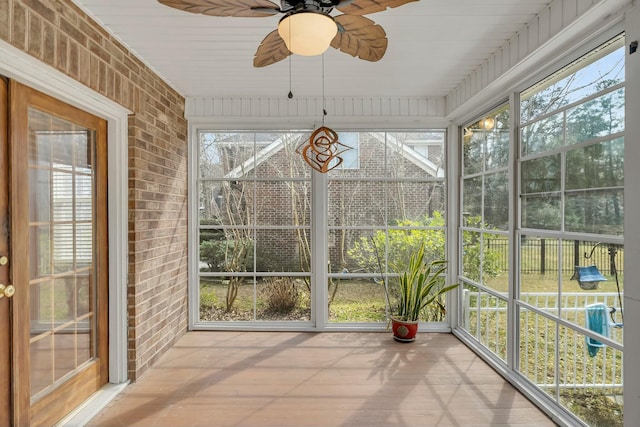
[281, 0, 341, 13]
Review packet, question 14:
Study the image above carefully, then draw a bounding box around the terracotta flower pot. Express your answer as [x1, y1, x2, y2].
[391, 318, 419, 342]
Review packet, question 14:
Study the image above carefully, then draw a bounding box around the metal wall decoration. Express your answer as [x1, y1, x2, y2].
[296, 126, 351, 173]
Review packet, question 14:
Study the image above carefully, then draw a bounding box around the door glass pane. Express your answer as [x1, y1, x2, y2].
[29, 225, 51, 279]
[27, 108, 97, 400]
[54, 325, 77, 381]
[29, 167, 51, 222]
[30, 336, 54, 397]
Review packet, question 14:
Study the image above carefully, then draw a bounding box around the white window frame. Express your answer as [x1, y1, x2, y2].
[188, 128, 451, 331]
[453, 25, 627, 427]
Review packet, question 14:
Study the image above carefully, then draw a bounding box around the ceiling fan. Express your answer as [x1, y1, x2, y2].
[157, 0, 418, 67]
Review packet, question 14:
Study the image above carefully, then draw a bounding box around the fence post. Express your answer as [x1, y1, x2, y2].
[540, 239, 546, 274]
[574, 240, 580, 273]
[608, 245, 618, 276]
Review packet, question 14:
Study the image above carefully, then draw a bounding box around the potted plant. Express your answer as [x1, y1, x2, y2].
[385, 245, 459, 342]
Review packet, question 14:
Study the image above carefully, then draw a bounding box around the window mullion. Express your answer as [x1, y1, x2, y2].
[312, 170, 328, 328]
[508, 90, 519, 371]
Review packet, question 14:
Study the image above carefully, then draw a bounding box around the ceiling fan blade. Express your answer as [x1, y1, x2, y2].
[336, 0, 418, 15]
[330, 15, 387, 62]
[254, 30, 292, 67]
[157, 0, 280, 17]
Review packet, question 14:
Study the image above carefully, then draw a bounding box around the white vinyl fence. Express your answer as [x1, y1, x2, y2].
[462, 291, 623, 389]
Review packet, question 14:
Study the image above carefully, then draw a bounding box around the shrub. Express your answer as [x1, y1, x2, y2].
[200, 286, 218, 309]
[262, 277, 299, 314]
[348, 212, 502, 284]
[348, 212, 447, 274]
[199, 238, 254, 272]
[461, 215, 503, 281]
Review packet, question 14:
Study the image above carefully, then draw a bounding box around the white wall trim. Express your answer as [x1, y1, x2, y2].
[446, 123, 460, 329]
[0, 39, 131, 384]
[623, 5, 640, 426]
[187, 123, 199, 330]
[186, 96, 450, 129]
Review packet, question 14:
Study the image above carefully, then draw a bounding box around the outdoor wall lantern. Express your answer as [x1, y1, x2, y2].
[478, 117, 495, 131]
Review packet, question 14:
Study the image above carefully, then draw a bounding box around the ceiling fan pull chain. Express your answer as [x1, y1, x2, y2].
[288, 48, 293, 99]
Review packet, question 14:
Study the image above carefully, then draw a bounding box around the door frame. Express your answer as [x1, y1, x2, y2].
[0, 39, 130, 392]
[1, 74, 10, 427]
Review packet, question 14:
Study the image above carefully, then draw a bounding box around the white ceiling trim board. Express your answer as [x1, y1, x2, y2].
[186, 96, 449, 129]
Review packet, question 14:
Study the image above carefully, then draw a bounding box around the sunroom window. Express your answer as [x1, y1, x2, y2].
[194, 130, 448, 327]
[456, 33, 625, 427]
[460, 104, 511, 361]
[517, 36, 625, 425]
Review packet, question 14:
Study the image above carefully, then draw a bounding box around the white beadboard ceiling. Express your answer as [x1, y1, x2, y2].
[72, 0, 553, 99]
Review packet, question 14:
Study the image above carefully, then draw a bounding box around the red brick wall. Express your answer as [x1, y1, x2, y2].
[1, 0, 188, 381]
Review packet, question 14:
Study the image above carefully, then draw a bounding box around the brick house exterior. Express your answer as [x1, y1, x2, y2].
[201, 131, 445, 274]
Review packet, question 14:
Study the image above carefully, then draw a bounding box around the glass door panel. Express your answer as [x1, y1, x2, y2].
[27, 108, 98, 401]
[10, 81, 108, 427]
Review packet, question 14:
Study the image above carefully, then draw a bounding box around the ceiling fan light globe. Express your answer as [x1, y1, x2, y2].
[278, 12, 337, 56]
